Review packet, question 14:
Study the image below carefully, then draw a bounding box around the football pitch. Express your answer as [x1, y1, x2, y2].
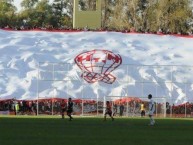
[0, 116, 193, 145]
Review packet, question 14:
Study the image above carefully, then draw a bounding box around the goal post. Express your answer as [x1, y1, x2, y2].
[105, 96, 167, 118]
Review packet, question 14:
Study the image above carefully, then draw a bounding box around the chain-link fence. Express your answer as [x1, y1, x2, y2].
[1, 62, 193, 117]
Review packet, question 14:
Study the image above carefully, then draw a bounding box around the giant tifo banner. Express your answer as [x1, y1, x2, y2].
[0, 29, 193, 105]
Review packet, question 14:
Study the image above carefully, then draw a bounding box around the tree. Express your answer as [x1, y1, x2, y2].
[52, 0, 72, 28]
[107, 0, 131, 30]
[0, 0, 16, 27]
[0, 0, 192, 32]
[102, 0, 113, 29]
[154, 0, 193, 34]
[78, 0, 96, 11]
[21, 0, 38, 9]
[32, 0, 52, 27]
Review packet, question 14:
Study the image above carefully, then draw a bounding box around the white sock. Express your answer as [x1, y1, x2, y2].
[150, 117, 155, 124]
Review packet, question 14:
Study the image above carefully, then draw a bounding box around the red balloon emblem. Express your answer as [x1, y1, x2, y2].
[74, 50, 122, 84]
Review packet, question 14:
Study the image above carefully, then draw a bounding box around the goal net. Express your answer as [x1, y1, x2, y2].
[106, 96, 166, 118]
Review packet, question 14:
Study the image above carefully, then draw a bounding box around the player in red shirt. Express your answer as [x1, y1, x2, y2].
[61, 100, 66, 119]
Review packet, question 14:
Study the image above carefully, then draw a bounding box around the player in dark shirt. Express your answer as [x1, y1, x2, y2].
[67, 98, 73, 121]
[104, 101, 114, 121]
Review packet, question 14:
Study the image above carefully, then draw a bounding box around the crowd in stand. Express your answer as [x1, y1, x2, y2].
[171, 102, 193, 115]
[0, 99, 37, 115]
[1, 24, 193, 36]
[0, 99, 101, 115]
[1, 99, 193, 117]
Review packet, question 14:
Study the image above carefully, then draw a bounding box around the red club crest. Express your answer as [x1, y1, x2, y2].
[74, 50, 122, 84]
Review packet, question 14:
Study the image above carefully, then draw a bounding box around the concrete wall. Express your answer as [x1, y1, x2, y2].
[73, 0, 101, 29]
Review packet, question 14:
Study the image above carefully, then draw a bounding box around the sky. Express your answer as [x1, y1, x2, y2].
[13, 0, 23, 11]
[0, 29, 193, 105]
[13, 0, 54, 11]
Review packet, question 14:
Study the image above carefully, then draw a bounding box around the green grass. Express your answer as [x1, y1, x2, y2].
[0, 116, 193, 145]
